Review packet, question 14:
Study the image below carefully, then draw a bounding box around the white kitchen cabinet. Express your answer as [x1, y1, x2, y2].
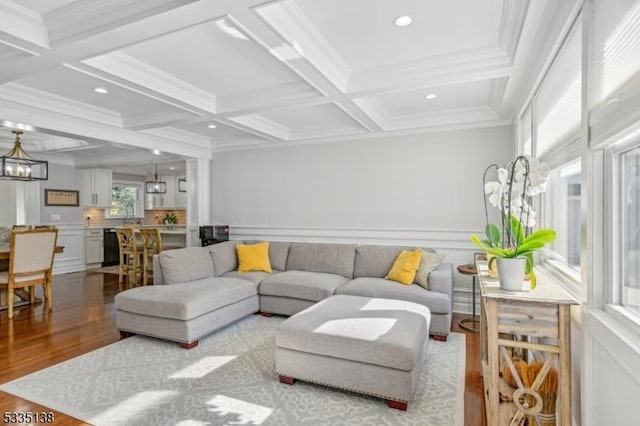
[82, 169, 112, 208]
[85, 228, 104, 266]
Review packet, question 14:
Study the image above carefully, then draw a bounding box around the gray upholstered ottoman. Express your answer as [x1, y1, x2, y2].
[115, 277, 259, 349]
[275, 294, 431, 410]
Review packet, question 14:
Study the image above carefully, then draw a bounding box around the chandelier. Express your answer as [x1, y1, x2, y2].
[146, 163, 166, 194]
[0, 130, 48, 181]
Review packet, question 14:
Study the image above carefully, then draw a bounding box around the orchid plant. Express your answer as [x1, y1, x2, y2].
[471, 155, 556, 288]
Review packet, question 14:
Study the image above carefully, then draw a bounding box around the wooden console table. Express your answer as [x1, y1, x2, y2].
[476, 255, 578, 425]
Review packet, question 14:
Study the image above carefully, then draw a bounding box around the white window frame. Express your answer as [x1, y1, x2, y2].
[603, 127, 640, 333]
[106, 180, 144, 219]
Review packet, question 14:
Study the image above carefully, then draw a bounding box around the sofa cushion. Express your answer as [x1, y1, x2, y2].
[236, 242, 272, 273]
[335, 277, 451, 314]
[207, 241, 238, 276]
[159, 247, 213, 284]
[414, 251, 446, 289]
[114, 277, 257, 320]
[354, 245, 435, 279]
[268, 241, 290, 271]
[259, 270, 349, 302]
[223, 270, 282, 285]
[276, 295, 430, 371]
[385, 249, 422, 285]
[286, 242, 357, 278]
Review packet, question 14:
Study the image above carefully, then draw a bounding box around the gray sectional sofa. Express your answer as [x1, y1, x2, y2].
[115, 240, 453, 348]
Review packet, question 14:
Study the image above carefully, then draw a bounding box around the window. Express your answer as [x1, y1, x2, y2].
[541, 161, 582, 280]
[520, 14, 583, 286]
[535, 20, 582, 157]
[109, 182, 142, 218]
[621, 147, 640, 315]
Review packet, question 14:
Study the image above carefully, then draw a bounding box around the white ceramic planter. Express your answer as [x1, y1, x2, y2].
[496, 257, 526, 291]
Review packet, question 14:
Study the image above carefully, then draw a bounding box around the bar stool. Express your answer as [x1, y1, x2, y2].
[140, 228, 163, 285]
[116, 228, 143, 290]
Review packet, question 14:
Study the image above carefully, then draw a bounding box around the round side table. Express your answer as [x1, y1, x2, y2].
[457, 264, 480, 332]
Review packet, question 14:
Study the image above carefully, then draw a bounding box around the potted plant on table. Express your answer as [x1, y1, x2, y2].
[163, 212, 178, 229]
[471, 155, 556, 290]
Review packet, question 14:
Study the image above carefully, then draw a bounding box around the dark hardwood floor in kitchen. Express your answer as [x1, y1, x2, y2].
[0, 271, 485, 426]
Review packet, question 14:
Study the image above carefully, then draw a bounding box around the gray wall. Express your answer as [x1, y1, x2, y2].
[0, 180, 17, 225]
[211, 126, 514, 231]
[39, 162, 84, 225]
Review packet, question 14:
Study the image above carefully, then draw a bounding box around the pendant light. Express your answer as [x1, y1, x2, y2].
[0, 130, 48, 181]
[146, 163, 166, 194]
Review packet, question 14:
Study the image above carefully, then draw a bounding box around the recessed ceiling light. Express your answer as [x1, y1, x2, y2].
[94, 87, 108, 94]
[208, 124, 217, 129]
[152, 149, 161, 155]
[425, 93, 437, 100]
[170, 166, 175, 170]
[394, 16, 412, 27]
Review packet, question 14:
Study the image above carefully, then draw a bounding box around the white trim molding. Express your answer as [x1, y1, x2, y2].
[51, 224, 86, 275]
[228, 225, 482, 315]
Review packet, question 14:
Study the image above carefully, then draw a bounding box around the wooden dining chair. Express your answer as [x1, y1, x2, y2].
[140, 228, 163, 285]
[0, 228, 58, 319]
[116, 227, 143, 290]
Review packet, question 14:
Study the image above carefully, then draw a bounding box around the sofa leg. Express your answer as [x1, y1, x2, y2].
[180, 340, 199, 349]
[431, 334, 447, 342]
[119, 330, 133, 339]
[279, 375, 296, 385]
[387, 399, 408, 411]
[260, 312, 273, 317]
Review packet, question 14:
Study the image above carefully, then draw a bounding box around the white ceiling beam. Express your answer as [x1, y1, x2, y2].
[0, 98, 212, 159]
[0, 0, 49, 52]
[44, 0, 199, 46]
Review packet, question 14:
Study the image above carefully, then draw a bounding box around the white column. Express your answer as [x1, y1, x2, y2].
[185, 158, 211, 247]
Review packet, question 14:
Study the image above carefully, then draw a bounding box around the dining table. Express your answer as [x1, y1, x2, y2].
[0, 243, 65, 310]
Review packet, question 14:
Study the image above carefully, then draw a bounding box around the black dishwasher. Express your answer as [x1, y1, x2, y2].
[103, 228, 119, 266]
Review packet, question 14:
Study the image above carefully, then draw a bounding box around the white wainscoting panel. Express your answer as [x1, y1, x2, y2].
[52, 224, 86, 275]
[230, 225, 482, 314]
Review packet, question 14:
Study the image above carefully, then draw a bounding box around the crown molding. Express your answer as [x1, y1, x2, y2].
[81, 53, 216, 114]
[348, 46, 512, 95]
[140, 127, 210, 148]
[216, 81, 324, 115]
[122, 110, 202, 131]
[213, 120, 513, 153]
[0, 0, 49, 51]
[498, 0, 530, 59]
[44, 0, 198, 46]
[254, 1, 351, 93]
[228, 114, 290, 140]
[488, 77, 509, 113]
[289, 123, 366, 141]
[349, 97, 500, 131]
[0, 83, 122, 127]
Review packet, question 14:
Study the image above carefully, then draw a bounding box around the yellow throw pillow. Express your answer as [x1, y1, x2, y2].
[385, 249, 423, 285]
[236, 242, 272, 273]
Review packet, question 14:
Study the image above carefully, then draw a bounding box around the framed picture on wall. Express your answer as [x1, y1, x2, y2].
[178, 178, 187, 192]
[44, 189, 79, 206]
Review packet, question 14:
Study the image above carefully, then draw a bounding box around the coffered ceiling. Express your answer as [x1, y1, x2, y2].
[0, 0, 568, 169]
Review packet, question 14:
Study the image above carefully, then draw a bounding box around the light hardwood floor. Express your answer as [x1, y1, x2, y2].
[0, 271, 485, 426]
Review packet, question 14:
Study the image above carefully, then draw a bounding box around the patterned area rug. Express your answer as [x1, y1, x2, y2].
[0, 315, 465, 426]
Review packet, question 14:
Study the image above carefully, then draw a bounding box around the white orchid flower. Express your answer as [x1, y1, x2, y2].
[485, 168, 510, 209]
[485, 181, 503, 208]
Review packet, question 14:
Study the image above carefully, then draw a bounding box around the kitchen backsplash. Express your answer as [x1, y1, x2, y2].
[84, 208, 186, 227]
